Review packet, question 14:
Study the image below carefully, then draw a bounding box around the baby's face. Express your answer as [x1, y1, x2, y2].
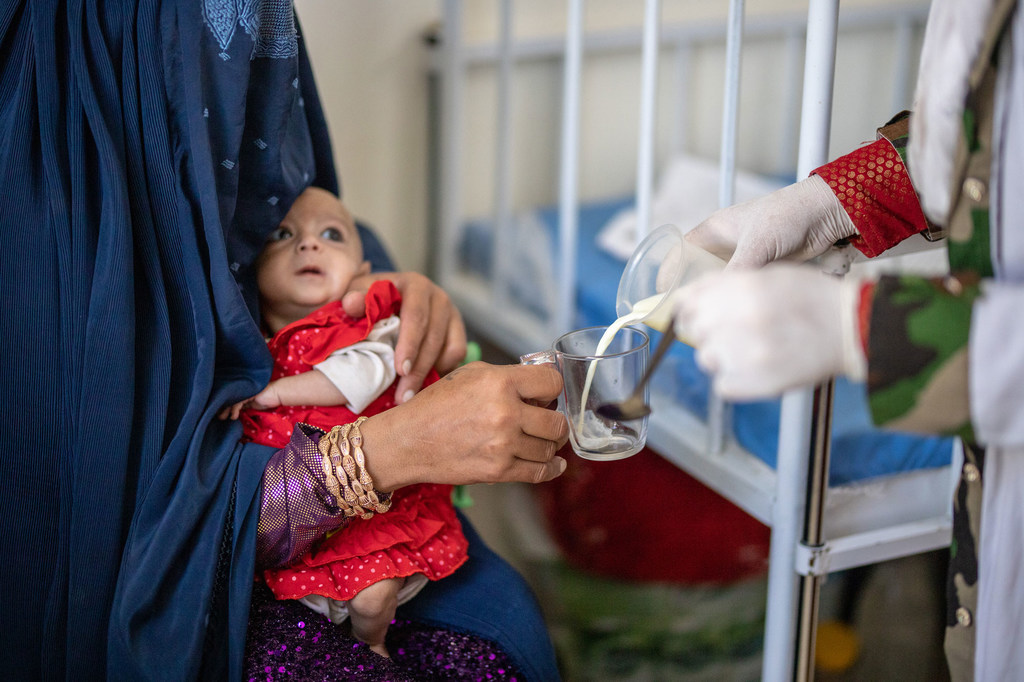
[257, 187, 368, 325]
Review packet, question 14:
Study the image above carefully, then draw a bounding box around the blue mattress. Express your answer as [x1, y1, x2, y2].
[462, 196, 953, 485]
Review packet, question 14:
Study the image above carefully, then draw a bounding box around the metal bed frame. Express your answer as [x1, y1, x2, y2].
[428, 2, 950, 679]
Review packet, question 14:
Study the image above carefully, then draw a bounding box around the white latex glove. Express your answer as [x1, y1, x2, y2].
[685, 175, 858, 270]
[673, 263, 868, 400]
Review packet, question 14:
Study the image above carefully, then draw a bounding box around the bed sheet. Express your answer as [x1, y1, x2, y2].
[459, 194, 953, 485]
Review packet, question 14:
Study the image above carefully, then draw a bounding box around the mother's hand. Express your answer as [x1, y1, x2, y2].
[360, 362, 569, 490]
[344, 271, 467, 403]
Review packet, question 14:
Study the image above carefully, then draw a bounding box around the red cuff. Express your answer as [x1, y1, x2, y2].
[812, 139, 929, 257]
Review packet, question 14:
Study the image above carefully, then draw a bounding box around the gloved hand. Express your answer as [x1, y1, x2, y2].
[686, 174, 858, 270]
[673, 263, 868, 400]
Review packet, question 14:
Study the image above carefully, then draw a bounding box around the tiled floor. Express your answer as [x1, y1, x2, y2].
[816, 552, 950, 682]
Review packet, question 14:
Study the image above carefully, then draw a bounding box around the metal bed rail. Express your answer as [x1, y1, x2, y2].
[432, 2, 942, 680]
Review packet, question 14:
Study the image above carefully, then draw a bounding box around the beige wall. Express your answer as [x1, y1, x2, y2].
[296, 0, 925, 274]
[295, 0, 437, 272]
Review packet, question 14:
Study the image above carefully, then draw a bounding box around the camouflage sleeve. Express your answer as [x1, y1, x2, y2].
[864, 274, 981, 442]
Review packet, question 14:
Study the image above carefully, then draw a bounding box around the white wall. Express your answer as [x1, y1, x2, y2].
[296, 0, 926, 274]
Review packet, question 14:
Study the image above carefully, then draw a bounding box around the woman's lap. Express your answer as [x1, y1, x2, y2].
[244, 511, 559, 681]
[244, 581, 524, 681]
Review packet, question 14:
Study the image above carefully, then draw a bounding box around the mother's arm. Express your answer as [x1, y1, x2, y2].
[256, 361, 567, 569]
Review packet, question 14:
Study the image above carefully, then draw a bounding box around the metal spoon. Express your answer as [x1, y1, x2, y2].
[596, 316, 676, 422]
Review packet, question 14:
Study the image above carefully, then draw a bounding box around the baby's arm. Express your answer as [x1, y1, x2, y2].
[313, 316, 399, 414]
[219, 371, 348, 420]
[219, 316, 400, 421]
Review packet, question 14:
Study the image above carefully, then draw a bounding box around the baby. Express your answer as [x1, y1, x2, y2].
[222, 186, 468, 657]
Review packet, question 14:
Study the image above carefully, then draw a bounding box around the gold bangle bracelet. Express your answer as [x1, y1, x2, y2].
[318, 417, 389, 519]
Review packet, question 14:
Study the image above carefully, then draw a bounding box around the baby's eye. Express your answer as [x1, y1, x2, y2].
[267, 227, 293, 242]
[321, 227, 344, 242]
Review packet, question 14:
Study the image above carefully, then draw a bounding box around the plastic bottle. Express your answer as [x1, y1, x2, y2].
[616, 224, 726, 342]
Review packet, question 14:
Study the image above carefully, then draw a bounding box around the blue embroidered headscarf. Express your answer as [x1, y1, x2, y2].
[0, 2, 559, 680]
[0, 0, 333, 678]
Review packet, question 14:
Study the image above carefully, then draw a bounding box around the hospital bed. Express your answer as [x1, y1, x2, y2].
[425, 1, 951, 679]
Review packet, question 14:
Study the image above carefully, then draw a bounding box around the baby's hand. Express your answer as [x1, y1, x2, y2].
[218, 384, 283, 420]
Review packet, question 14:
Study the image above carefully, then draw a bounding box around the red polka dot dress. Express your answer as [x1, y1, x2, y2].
[241, 281, 468, 608]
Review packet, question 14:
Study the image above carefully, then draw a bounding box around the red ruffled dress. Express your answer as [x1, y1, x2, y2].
[241, 281, 468, 606]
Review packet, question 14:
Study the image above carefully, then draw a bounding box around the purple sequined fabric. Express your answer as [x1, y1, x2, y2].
[257, 424, 347, 569]
[257, 423, 392, 569]
[245, 583, 525, 681]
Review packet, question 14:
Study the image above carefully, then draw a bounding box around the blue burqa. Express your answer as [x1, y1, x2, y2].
[0, 2, 558, 680]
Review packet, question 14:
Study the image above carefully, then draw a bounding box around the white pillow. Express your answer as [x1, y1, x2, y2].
[596, 154, 786, 261]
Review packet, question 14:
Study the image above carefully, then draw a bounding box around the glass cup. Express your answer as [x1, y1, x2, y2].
[521, 325, 650, 461]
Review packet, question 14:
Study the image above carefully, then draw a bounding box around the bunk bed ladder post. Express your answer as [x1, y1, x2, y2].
[796, 380, 837, 680]
[761, 0, 840, 680]
[635, 0, 661, 243]
[556, 0, 584, 337]
[437, 0, 464, 292]
[764, 388, 812, 682]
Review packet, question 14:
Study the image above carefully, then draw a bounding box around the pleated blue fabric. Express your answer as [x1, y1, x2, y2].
[0, 2, 558, 680]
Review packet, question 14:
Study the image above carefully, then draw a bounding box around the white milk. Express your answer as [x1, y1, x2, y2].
[629, 243, 726, 340]
[629, 293, 671, 332]
[576, 305, 650, 432]
[577, 243, 725, 427]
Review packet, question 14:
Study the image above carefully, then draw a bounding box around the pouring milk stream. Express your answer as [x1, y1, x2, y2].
[577, 225, 726, 430]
